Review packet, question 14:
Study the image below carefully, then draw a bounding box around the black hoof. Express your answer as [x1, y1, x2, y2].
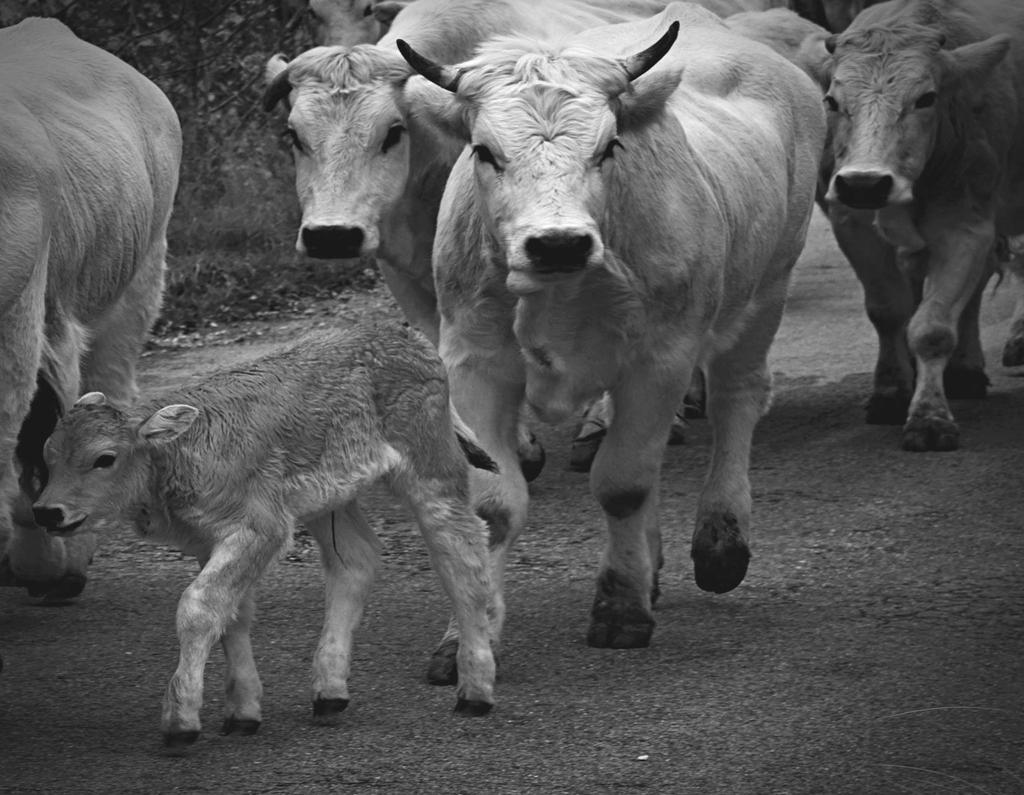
[943, 366, 989, 400]
[588, 569, 655, 648]
[901, 416, 959, 452]
[427, 639, 459, 686]
[454, 698, 493, 717]
[586, 618, 654, 649]
[163, 730, 200, 750]
[221, 716, 260, 736]
[865, 393, 910, 426]
[312, 697, 349, 725]
[1003, 337, 1024, 368]
[692, 513, 751, 594]
[568, 432, 604, 473]
[519, 439, 546, 483]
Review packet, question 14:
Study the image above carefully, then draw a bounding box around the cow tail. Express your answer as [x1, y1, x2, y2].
[449, 402, 498, 473]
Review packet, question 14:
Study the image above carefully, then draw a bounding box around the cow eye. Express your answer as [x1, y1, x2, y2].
[381, 124, 405, 153]
[472, 144, 501, 171]
[600, 138, 624, 163]
[915, 91, 937, 109]
[282, 127, 305, 153]
[824, 95, 839, 113]
[93, 453, 116, 469]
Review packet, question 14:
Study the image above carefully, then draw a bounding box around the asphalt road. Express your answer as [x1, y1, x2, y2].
[2, 210, 1022, 794]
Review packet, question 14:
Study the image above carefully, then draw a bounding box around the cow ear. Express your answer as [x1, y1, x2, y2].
[263, 54, 292, 112]
[373, 1, 404, 26]
[139, 405, 199, 443]
[941, 34, 1011, 85]
[798, 31, 835, 92]
[616, 69, 683, 133]
[404, 75, 470, 141]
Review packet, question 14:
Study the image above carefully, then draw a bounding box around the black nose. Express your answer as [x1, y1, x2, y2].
[33, 506, 65, 529]
[833, 172, 894, 210]
[301, 225, 365, 259]
[524, 232, 593, 273]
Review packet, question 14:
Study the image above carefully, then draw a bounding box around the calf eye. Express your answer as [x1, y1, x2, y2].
[915, 91, 937, 109]
[472, 144, 501, 171]
[600, 138, 624, 163]
[824, 95, 839, 113]
[381, 124, 405, 153]
[93, 454, 116, 469]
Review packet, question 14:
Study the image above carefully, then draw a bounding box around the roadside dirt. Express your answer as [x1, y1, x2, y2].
[2, 212, 1022, 794]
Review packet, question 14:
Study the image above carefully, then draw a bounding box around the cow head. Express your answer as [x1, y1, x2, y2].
[264, 45, 420, 260]
[399, 23, 681, 295]
[823, 20, 1011, 210]
[305, 0, 406, 47]
[32, 392, 198, 536]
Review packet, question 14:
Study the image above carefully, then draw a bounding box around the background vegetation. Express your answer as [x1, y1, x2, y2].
[0, 0, 372, 333]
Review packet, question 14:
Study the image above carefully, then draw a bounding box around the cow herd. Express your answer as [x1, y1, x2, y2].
[1, 0, 1022, 751]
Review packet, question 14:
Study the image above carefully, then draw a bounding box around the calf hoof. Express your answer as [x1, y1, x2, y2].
[901, 416, 959, 452]
[943, 366, 989, 400]
[692, 513, 751, 594]
[1003, 337, 1024, 368]
[163, 730, 200, 751]
[568, 431, 604, 473]
[454, 698, 493, 717]
[221, 716, 260, 736]
[865, 393, 910, 426]
[312, 697, 349, 725]
[427, 639, 459, 686]
[519, 436, 546, 483]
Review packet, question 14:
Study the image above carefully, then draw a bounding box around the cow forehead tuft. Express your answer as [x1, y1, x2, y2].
[288, 44, 410, 93]
[836, 23, 945, 58]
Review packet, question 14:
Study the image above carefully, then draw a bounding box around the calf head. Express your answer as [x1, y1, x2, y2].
[264, 45, 422, 260]
[33, 393, 198, 536]
[398, 23, 681, 296]
[822, 16, 1010, 210]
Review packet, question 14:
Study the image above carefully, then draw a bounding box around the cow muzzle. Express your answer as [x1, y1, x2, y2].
[524, 231, 594, 274]
[32, 504, 87, 535]
[300, 224, 367, 260]
[829, 169, 895, 211]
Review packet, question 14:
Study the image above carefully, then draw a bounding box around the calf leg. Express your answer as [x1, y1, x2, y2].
[220, 590, 263, 736]
[306, 503, 381, 724]
[162, 520, 285, 749]
[587, 367, 689, 648]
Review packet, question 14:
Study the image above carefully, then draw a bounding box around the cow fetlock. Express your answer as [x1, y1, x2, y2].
[587, 569, 655, 649]
[943, 364, 989, 400]
[691, 511, 751, 594]
[312, 696, 350, 725]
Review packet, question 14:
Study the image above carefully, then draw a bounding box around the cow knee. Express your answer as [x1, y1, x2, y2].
[909, 323, 955, 360]
[595, 486, 648, 519]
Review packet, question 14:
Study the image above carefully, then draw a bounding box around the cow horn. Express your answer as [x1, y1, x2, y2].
[396, 39, 462, 92]
[621, 21, 679, 82]
[75, 392, 108, 407]
[263, 66, 293, 112]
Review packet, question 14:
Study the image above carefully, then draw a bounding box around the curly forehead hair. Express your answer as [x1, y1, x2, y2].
[287, 44, 411, 92]
[836, 22, 947, 57]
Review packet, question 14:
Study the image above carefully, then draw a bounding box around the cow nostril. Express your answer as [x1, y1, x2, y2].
[301, 225, 365, 259]
[524, 232, 593, 272]
[833, 173, 894, 210]
[32, 505, 65, 529]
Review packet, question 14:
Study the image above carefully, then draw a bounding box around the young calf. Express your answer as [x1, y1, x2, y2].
[32, 322, 497, 749]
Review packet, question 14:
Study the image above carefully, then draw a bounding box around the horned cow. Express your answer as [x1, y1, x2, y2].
[32, 322, 497, 749]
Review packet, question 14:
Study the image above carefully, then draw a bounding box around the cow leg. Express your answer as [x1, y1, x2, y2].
[830, 205, 916, 424]
[162, 519, 285, 750]
[692, 287, 783, 594]
[305, 503, 381, 724]
[1001, 245, 1024, 367]
[587, 369, 687, 649]
[902, 216, 995, 452]
[395, 468, 495, 715]
[945, 278, 990, 399]
[219, 588, 263, 736]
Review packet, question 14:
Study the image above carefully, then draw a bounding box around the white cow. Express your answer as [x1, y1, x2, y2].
[32, 322, 497, 749]
[399, 3, 825, 648]
[0, 19, 180, 601]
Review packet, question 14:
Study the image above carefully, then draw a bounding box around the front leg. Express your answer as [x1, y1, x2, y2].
[587, 366, 688, 649]
[903, 213, 995, 452]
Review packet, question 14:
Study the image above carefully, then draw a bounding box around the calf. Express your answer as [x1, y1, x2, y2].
[33, 322, 496, 749]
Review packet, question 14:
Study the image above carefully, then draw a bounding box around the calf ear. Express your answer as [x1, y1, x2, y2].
[75, 392, 108, 407]
[373, 1, 404, 26]
[139, 405, 199, 443]
[942, 34, 1011, 85]
[616, 70, 683, 134]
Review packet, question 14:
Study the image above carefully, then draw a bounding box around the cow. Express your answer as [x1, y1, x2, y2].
[398, 2, 826, 649]
[817, 0, 1024, 451]
[0, 18, 181, 602]
[303, 0, 412, 47]
[31, 322, 498, 749]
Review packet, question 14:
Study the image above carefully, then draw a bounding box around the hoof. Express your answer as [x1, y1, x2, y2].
[518, 436, 546, 483]
[943, 366, 989, 400]
[312, 697, 349, 725]
[37, 572, 87, 603]
[454, 698, 493, 717]
[568, 431, 604, 473]
[163, 730, 200, 751]
[426, 639, 459, 686]
[1003, 337, 1024, 368]
[588, 569, 655, 648]
[221, 716, 260, 736]
[865, 393, 910, 426]
[901, 416, 959, 452]
[586, 617, 654, 649]
[692, 513, 751, 594]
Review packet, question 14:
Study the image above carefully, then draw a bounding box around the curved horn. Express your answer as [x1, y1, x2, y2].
[621, 21, 680, 82]
[74, 392, 108, 407]
[396, 38, 462, 92]
[262, 63, 293, 112]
